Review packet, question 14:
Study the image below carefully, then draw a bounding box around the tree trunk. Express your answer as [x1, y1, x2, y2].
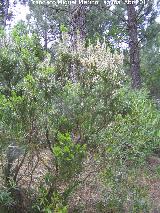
[70, 2, 87, 48]
[44, 26, 48, 50]
[69, 2, 87, 82]
[0, 0, 9, 27]
[127, 3, 141, 89]
[3, 0, 9, 26]
[43, 5, 48, 50]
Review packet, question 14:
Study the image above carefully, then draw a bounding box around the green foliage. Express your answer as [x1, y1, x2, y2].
[0, 23, 160, 212]
[141, 22, 160, 96]
[33, 186, 68, 213]
[53, 132, 86, 180]
[0, 188, 14, 208]
[99, 88, 160, 211]
[0, 22, 44, 96]
[33, 132, 86, 212]
[60, 24, 68, 33]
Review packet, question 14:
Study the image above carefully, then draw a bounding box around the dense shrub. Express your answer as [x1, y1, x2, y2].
[98, 88, 160, 211]
[0, 26, 160, 212]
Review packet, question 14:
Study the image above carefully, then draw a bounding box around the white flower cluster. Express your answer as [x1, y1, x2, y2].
[58, 32, 125, 84]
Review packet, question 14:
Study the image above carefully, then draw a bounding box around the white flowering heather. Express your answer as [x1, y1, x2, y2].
[57, 32, 125, 85]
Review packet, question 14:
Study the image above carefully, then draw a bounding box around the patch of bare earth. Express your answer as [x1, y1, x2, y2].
[1, 150, 160, 212]
[147, 156, 160, 213]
